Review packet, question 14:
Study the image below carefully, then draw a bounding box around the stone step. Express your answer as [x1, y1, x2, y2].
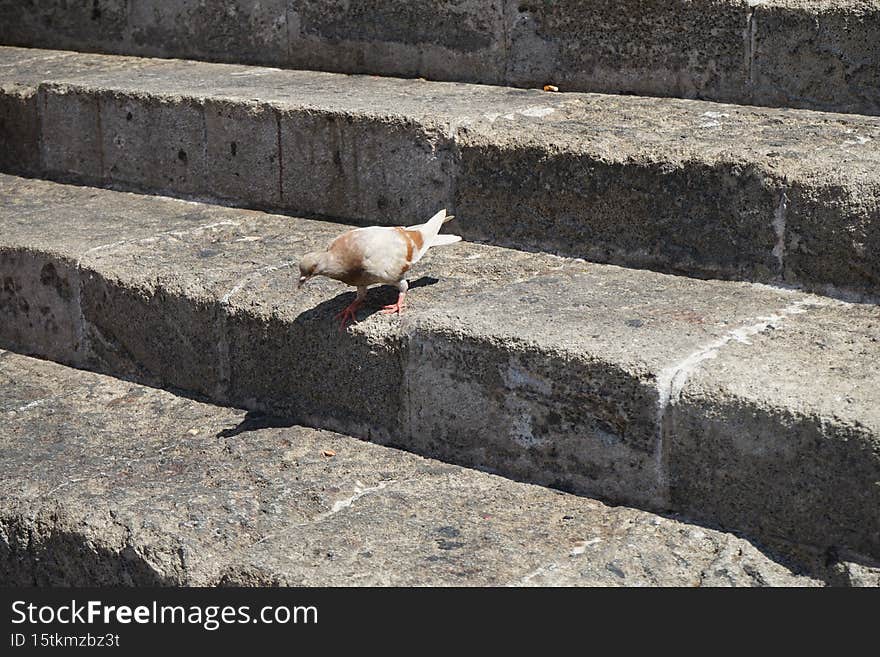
[2, 48, 879, 299]
[1, 174, 878, 568]
[0, 1, 877, 116]
[1, 349, 831, 586]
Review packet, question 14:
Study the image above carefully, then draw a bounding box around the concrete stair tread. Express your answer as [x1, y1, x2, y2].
[2, 46, 879, 296]
[1, 174, 878, 566]
[1, 1, 877, 115]
[5, 46, 879, 174]
[0, 349, 822, 586]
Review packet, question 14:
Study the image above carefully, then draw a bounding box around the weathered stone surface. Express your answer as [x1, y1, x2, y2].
[99, 90, 208, 196]
[229, 470, 816, 587]
[0, 46, 156, 85]
[0, 176, 252, 375]
[1, 174, 878, 561]
[668, 301, 880, 559]
[1, 1, 878, 115]
[0, 0, 128, 53]
[39, 84, 103, 185]
[752, 0, 880, 115]
[2, 47, 880, 295]
[0, 86, 38, 176]
[0, 48, 162, 180]
[288, 0, 508, 84]
[454, 130, 782, 283]
[278, 108, 455, 224]
[506, 0, 749, 102]
[783, 169, 880, 298]
[453, 95, 880, 297]
[204, 100, 282, 208]
[397, 268, 791, 509]
[0, 175, 227, 253]
[0, 249, 82, 366]
[129, 0, 288, 66]
[0, 350, 820, 586]
[224, 296, 407, 443]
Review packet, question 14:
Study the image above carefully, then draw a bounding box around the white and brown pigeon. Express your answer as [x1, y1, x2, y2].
[298, 209, 461, 328]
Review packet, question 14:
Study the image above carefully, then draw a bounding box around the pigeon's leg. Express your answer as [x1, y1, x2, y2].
[381, 279, 408, 315]
[336, 286, 367, 330]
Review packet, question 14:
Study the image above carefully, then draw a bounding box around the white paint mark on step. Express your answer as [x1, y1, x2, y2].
[697, 110, 730, 128]
[653, 297, 825, 493]
[656, 298, 816, 414]
[519, 106, 556, 118]
[318, 479, 395, 519]
[510, 561, 559, 586]
[248, 479, 397, 549]
[80, 220, 242, 259]
[164, 220, 240, 239]
[772, 189, 788, 270]
[220, 261, 294, 305]
[17, 399, 46, 412]
[570, 538, 602, 556]
[228, 69, 283, 76]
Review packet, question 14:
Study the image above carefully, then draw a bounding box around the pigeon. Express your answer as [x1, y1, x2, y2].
[298, 209, 461, 329]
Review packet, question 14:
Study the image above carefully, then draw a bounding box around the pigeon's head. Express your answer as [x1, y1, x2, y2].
[298, 251, 323, 288]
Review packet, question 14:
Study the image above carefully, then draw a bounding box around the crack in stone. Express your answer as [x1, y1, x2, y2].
[745, 1, 766, 92]
[95, 93, 105, 181]
[284, 3, 293, 64]
[316, 479, 396, 520]
[15, 398, 49, 412]
[501, 0, 515, 85]
[215, 260, 293, 400]
[220, 261, 293, 306]
[772, 186, 788, 276]
[275, 107, 284, 203]
[244, 479, 398, 551]
[69, 263, 88, 366]
[508, 560, 559, 586]
[78, 220, 242, 262]
[41, 474, 108, 499]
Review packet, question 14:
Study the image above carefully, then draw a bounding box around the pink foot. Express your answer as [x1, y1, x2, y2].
[380, 293, 406, 315]
[335, 301, 362, 330]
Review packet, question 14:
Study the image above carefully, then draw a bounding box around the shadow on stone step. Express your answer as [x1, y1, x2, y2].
[297, 276, 439, 325]
[0, 528, 178, 586]
[216, 411, 299, 438]
[221, 278, 441, 444]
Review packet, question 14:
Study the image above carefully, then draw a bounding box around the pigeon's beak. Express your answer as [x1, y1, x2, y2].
[297, 275, 309, 289]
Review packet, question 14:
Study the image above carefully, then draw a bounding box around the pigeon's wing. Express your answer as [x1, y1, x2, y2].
[328, 226, 411, 285]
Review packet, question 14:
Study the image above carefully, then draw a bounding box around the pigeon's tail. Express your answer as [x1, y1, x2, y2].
[407, 209, 460, 261]
[407, 208, 454, 233]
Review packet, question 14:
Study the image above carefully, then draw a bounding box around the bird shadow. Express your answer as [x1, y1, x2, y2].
[296, 276, 439, 325]
[216, 411, 299, 438]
